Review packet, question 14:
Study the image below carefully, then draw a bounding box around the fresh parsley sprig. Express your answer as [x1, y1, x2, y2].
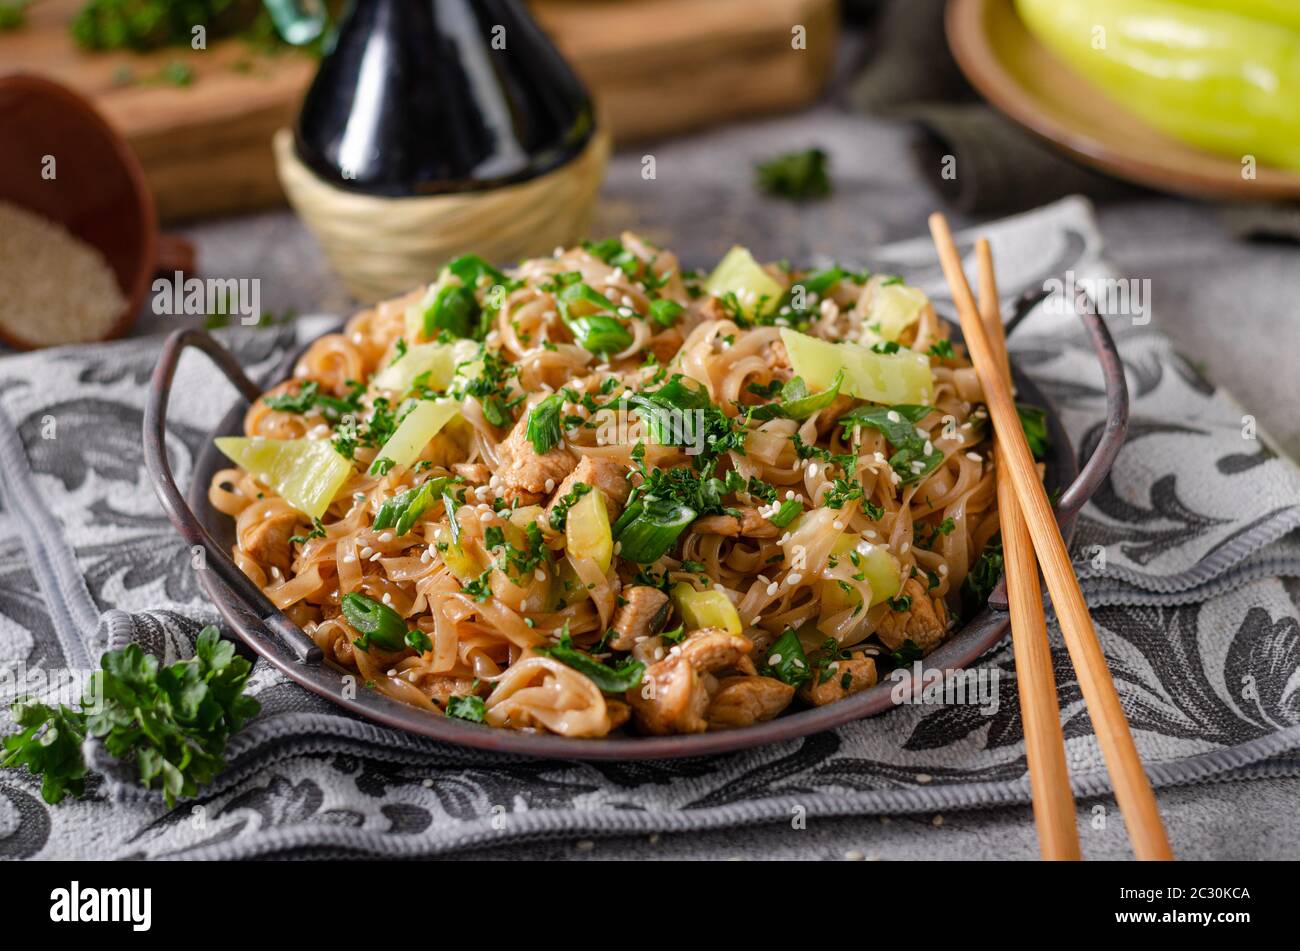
[2, 627, 260, 807]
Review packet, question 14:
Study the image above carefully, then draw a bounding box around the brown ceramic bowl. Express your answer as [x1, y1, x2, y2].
[144, 290, 1127, 760]
[0, 73, 191, 349]
[946, 0, 1300, 201]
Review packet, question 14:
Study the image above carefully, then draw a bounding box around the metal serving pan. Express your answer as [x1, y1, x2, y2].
[144, 287, 1127, 760]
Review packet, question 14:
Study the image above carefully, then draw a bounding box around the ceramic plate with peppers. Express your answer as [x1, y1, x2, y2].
[947, 0, 1300, 200]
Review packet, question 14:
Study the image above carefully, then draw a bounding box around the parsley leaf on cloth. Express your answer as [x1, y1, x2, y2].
[2, 626, 259, 806]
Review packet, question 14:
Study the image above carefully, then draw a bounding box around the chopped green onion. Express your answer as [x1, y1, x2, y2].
[421, 283, 479, 339]
[405, 629, 432, 654]
[559, 281, 616, 314]
[526, 392, 565, 454]
[556, 282, 633, 354]
[372, 477, 453, 536]
[649, 299, 684, 327]
[341, 593, 408, 651]
[447, 253, 514, 290]
[1017, 403, 1050, 460]
[443, 490, 462, 545]
[445, 694, 486, 722]
[764, 628, 812, 687]
[536, 639, 645, 693]
[566, 315, 633, 355]
[614, 497, 698, 563]
[768, 498, 803, 528]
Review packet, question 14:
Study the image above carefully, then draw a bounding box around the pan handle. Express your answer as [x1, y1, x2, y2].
[987, 286, 1130, 611]
[142, 329, 323, 665]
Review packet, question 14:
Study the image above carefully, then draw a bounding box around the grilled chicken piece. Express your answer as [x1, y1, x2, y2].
[627, 628, 756, 735]
[497, 409, 577, 504]
[627, 654, 709, 734]
[607, 585, 671, 651]
[546, 455, 632, 520]
[242, 509, 303, 571]
[800, 655, 878, 706]
[706, 676, 795, 729]
[691, 506, 780, 539]
[605, 699, 632, 731]
[874, 577, 949, 653]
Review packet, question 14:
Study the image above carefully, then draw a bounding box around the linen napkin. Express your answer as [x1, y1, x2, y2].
[0, 198, 1297, 860]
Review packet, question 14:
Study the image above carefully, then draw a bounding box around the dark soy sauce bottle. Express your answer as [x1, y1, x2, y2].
[294, 0, 596, 197]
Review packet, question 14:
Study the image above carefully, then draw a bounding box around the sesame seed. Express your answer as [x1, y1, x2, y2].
[769, 654, 783, 665]
[833, 521, 844, 531]
[369, 552, 382, 562]
[787, 572, 803, 586]
[844, 849, 865, 861]
[378, 532, 393, 543]
[766, 582, 779, 596]
[966, 452, 982, 462]
[887, 411, 901, 423]
[545, 478, 556, 493]
[360, 546, 374, 558]
[916, 773, 933, 784]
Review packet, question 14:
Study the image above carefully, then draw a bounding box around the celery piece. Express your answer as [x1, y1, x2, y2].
[564, 487, 612, 573]
[374, 399, 460, 469]
[821, 537, 901, 613]
[863, 282, 929, 343]
[215, 436, 352, 519]
[780, 328, 932, 405]
[705, 246, 786, 320]
[371, 338, 479, 394]
[671, 582, 743, 635]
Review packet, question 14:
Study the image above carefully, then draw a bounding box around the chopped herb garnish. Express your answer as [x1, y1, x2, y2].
[755, 147, 832, 201]
[445, 694, 486, 722]
[838, 404, 942, 484]
[536, 634, 645, 693]
[927, 339, 956, 360]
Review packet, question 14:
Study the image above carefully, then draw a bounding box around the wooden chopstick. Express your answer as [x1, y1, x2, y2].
[929, 213, 1174, 861]
[975, 239, 1081, 861]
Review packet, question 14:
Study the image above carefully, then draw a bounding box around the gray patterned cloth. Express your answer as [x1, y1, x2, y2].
[1, 198, 1298, 860]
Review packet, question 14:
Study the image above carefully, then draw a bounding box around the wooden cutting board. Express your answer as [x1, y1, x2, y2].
[0, 0, 838, 222]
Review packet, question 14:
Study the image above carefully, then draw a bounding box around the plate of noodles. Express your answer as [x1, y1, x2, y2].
[145, 234, 1127, 759]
